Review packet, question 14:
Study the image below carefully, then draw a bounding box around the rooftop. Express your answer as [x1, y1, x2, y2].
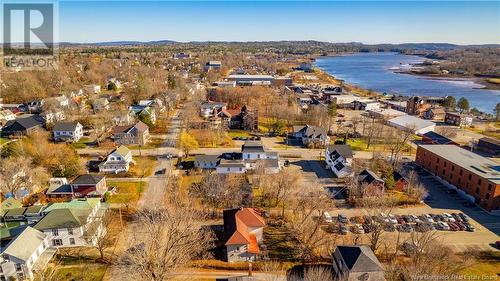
[53, 122, 80, 131]
[34, 208, 91, 230]
[3, 227, 46, 261]
[336, 245, 384, 272]
[419, 145, 500, 184]
[388, 115, 435, 131]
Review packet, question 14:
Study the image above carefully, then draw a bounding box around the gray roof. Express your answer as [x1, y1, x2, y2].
[388, 115, 435, 131]
[3, 226, 46, 261]
[53, 122, 80, 132]
[195, 154, 221, 163]
[242, 141, 265, 153]
[327, 145, 353, 159]
[72, 174, 105, 185]
[336, 245, 384, 272]
[218, 159, 246, 168]
[419, 145, 500, 184]
[46, 183, 72, 195]
[294, 125, 327, 138]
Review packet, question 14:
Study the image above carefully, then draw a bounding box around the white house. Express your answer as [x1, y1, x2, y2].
[52, 122, 83, 142]
[223, 208, 266, 263]
[199, 101, 227, 118]
[44, 95, 70, 108]
[325, 145, 354, 178]
[216, 160, 247, 174]
[194, 155, 221, 169]
[241, 141, 269, 160]
[387, 115, 436, 135]
[0, 227, 53, 281]
[98, 145, 133, 173]
[292, 124, 330, 147]
[40, 110, 65, 124]
[34, 199, 105, 248]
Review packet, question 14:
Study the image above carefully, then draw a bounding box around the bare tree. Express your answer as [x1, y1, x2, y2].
[385, 125, 414, 166]
[93, 209, 113, 261]
[286, 190, 336, 262]
[121, 207, 214, 281]
[0, 157, 48, 198]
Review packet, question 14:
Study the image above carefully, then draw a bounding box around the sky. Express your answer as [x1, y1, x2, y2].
[6, 1, 500, 44]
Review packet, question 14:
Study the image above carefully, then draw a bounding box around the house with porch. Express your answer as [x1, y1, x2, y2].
[98, 146, 133, 173]
[52, 122, 83, 142]
[292, 124, 330, 147]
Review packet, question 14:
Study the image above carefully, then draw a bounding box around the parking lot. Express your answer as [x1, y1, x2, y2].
[324, 166, 500, 252]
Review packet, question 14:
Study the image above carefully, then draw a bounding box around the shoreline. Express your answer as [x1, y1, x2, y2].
[393, 70, 500, 91]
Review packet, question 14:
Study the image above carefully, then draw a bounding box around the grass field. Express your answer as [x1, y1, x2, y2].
[227, 130, 252, 138]
[127, 136, 164, 149]
[460, 251, 500, 277]
[106, 181, 147, 204]
[0, 138, 10, 145]
[263, 221, 301, 261]
[53, 264, 107, 281]
[69, 137, 92, 149]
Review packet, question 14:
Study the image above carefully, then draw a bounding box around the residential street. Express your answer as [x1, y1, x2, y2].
[104, 110, 182, 280]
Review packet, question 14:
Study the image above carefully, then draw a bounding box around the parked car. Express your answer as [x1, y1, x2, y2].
[460, 213, 470, 222]
[383, 223, 396, 232]
[457, 222, 467, 231]
[387, 214, 398, 224]
[323, 212, 333, 223]
[464, 223, 475, 232]
[350, 224, 364, 234]
[423, 214, 434, 223]
[448, 222, 459, 231]
[398, 224, 413, 233]
[443, 213, 456, 223]
[338, 214, 348, 223]
[436, 222, 450, 231]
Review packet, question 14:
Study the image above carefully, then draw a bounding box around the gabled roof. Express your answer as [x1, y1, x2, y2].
[388, 115, 435, 131]
[3, 227, 46, 261]
[42, 198, 100, 213]
[294, 124, 327, 138]
[241, 141, 265, 153]
[110, 145, 131, 158]
[195, 154, 221, 163]
[53, 122, 80, 132]
[336, 245, 384, 272]
[71, 174, 105, 185]
[358, 169, 384, 185]
[113, 121, 149, 134]
[4, 207, 27, 217]
[34, 208, 90, 230]
[3, 116, 43, 131]
[327, 145, 353, 159]
[1, 198, 22, 216]
[223, 208, 265, 250]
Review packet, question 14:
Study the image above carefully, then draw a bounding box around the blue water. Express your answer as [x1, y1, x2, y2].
[315, 52, 500, 114]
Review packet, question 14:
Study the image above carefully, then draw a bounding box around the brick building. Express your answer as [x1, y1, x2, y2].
[416, 145, 500, 211]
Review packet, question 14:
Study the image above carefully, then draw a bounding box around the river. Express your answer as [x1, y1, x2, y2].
[315, 52, 500, 114]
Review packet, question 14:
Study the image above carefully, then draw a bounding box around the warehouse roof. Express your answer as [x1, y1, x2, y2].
[419, 145, 500, 184]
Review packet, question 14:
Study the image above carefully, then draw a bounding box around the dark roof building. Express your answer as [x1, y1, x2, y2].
[1, 115, 44, 137]
[421, 131, 457, 145]
[332, 245, 385, 281]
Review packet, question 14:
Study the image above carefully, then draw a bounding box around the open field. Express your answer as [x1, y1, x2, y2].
[106, 181, 147, 204]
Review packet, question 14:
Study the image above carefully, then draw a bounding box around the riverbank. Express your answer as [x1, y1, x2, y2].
[393, 70, 500, 91]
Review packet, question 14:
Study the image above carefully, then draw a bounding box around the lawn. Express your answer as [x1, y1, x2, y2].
[53, 264, 107, 281]
[460, 251, 500, 277]
[346, 138, 371, 151]
[106, 181, 147, 204]
[227, 130, 252, 139]
[127, 136, 165, 149]
[263, 221, 301, 261]
[69, 137, 93, 149]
